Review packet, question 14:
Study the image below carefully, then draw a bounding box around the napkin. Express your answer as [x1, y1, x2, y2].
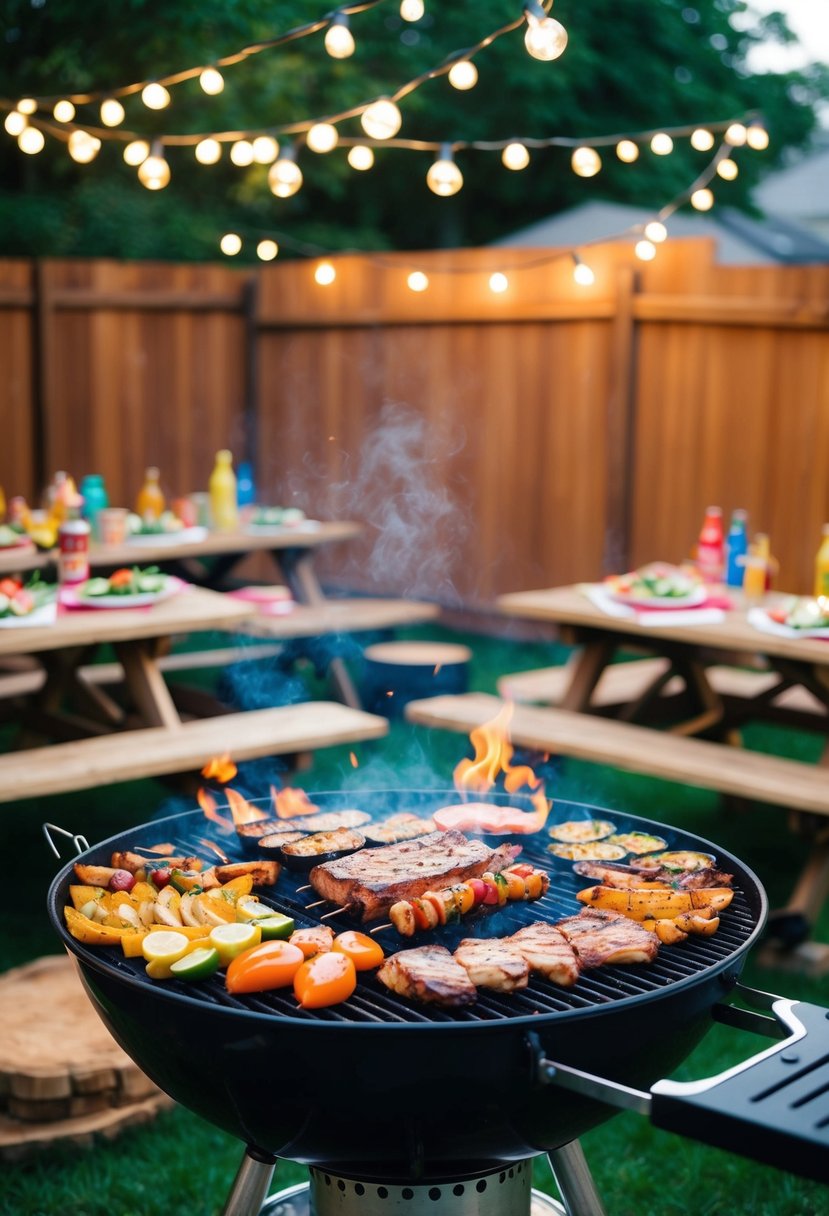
[581, 584, 728, 627]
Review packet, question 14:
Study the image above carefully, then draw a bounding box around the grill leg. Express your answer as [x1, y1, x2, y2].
[547, 1141, 607, 1216]
[221, 1145, 278, 1216]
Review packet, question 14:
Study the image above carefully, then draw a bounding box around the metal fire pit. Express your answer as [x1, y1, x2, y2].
[46, 791, 829, 1202]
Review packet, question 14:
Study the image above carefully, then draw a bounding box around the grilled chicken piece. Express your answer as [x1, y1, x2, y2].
[573, 861, 733, 891]
[377, 944, 477, 1007]
[453, 938, 530, 992]
[508, 923, 581, 988]
[556, 909, 660, 968]
[310, 830, 498, 921]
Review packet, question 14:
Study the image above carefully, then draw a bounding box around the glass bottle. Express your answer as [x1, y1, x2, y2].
[814, 524, 829, 599]
[208, 449, 239, 532]
[696, 506, 724, 584]
[80, 474, 109, 540]
[743, 533, 770, 600]
[724, 509, 748, 587]
[136, 467, 165, 522]
[236, 461, 256, 509]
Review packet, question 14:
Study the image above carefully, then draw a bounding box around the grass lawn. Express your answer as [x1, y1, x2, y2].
[3, 624, 828, 1215]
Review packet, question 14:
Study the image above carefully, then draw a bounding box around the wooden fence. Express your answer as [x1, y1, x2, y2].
[1, 243, 828, 609]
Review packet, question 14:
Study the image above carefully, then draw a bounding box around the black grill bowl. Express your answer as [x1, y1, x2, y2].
[47, 792, 766, 1174]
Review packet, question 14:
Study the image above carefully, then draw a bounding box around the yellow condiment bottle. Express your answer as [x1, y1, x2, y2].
[814, 524, 829, 599]
[136, 467, 165, 522]
[208, 450, 239, 532]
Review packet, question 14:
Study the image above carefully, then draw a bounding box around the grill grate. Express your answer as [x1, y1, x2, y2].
[56, 796, 763, 1026]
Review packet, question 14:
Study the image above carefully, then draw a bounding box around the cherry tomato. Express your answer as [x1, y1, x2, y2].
[293, 951, 357, 1009]
[332, 931, 384, 971]
[109, 568, 134, 588]
[149, 868, 171, 890]
[409, 899, 432, 931]
[481, 878, 500, 906]
[225, 940, 305, 994]
[467, 879, 487, 905]
[0, 578, 21, 598]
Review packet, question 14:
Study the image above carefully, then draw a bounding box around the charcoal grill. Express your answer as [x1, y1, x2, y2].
[47, 791, 829, 1216]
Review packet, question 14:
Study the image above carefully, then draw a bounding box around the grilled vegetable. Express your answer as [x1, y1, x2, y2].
[281, 827, 366, 871]
[576, 884, 733, 920]
[293, 951, 357, 1009]
[169, 946, 221, 982]
[388, 865, 550, 937]
[209, 922, 262, 965]
[332, 931, 385, 971]
[548, 819, 616, 843]
[289, 926, 335, 957]
[225, 940, 305, 994]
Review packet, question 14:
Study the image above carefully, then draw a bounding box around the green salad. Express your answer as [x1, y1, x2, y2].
[82, 566, 168, 597]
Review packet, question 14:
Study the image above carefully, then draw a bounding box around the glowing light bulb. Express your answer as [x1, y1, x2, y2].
[502, 142, 529, 170]
[524, 12, 568, 61]
[68, 130, 101, 163]
[746, 124, 769, 151]
[407, 271, 429, 292]
[268, 155, 303, 198]
[124, 139, 150, 166]
[100, 98, 125, 127]
[616, 139, 639, 163]
[691, 187, 714, 211]
[573, 259, 594, 287]
[17, 97, 36, 115]
[571, 146, 601, 177]
[4, 110, 27, 137]
[195, 138, 222, 165]
[347, 144, 374, 171]
[725, 122, 747, 146]
[691, 128, 714, 151]
[315, 261, 336, 286]
[489, 272, 508, 294]
[650, 132, 673, 155]
[200, 67, 224, 95]
[230, 140, 254, 166]
[717, 157, 738, 180]
[426, 146, 463, 197]
[252, 136, 279, 163]
[257, 239, 279, 262]
[142, 82, 171, 110]
[448, 60, 477, 90]
[53, 100, 75, 123]
[400, 0, 424, 19]
[138, 151, 171, 189]
[18, 125, 44, 154]
[361, 99, 402, 140]
[306, 123, 339, 153]
[220, 233, 242, 256]
[635, 239, 656, 261]
[644, 220, 667, 243]
[325, 15, 355, 59]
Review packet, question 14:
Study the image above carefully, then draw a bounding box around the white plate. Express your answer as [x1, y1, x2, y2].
[607, 584, 707, 610]
[61, 576, 186, 610]
[748, 607, 829, 640]
[244, 519, 320, 535]
[128, 526, 208, 546]
[0, 601, 57, 627]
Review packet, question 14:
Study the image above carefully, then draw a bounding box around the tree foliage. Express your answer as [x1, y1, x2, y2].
[0, 0, 825, 259]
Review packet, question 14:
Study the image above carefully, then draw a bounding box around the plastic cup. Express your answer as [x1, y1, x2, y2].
[98, 507, 129, 546]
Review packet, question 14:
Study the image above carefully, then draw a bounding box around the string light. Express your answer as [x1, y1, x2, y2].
[448, 60, 478, 90]
[407, 270, 429, 291]
[716, 157, 738, 180]
[489, 272, 508, 293]
[17, 98, 37, 115]
[137, 145, 171, 189]
[644, 220, 667, 243]
[400, 0, 425, 19]
[426, 144, 463, 196]
[195, 138, 222, 164]
[361, 98, 402, 139]
[252, 135, 279, 163]
[53, 100, 75, 122]
[746, 123, 769, 151]
[572, 253, 595, 287]
[68, 130, 101, 163]
[315, 260, 337, 285]
[725, 122, 747, 146]
[523, 3, 568, 61]
[324, 13, 356, 59]
[3, 111, 26, 137]
[100, 98, 125, 127]
[268, 149, 303, 197]
[691, 128, 714, 151]
[220, 233, 242, 255]
[347, 144, 374, 170]
[650, 132, 673, 155]
[616, 139, 639, 163]
[123, 139, 150, 166]
[141, 82, 171, 110]
[571, 146, 601, 177]
[690, 187, 714, 211]
[199, 67, 225, 95]
[502, 142, 529, 170]
[306, 122, 339, 153]
[18, 126, 45, 154]
[634, 238, 656, 261]
[230, 139, 255, 166]
[257, 239, 279, 261]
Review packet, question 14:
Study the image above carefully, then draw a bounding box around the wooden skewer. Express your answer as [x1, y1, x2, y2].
[320, 906, 349, 920]
[295, 884, 312, 892]
[370, 922, 392, 934]
[304, 898, 328, 909]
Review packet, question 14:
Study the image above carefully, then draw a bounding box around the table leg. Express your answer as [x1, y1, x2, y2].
[115, 640, 182, 730]
[558, 638, 616, 711]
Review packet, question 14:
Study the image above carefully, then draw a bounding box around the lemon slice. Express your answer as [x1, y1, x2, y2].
[235, 895, 267, 922]
[209, 921, 261, 964]
[141, 929, 189, 965]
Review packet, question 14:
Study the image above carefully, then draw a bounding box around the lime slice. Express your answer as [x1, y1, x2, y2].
[257, 914, 296, 940]
[170, 947, 221, 981]
[209, 921, 261, 964]
[234, 895, 268, 922]
[141, 929, 189, 965]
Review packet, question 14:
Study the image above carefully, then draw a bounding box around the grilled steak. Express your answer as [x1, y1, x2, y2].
[377, 944, 477, 1007]
[454, 938, 530, 992]
[309, 830, 499, 921]
[507, 923, 581, 987]
[556, 909, 660, 968]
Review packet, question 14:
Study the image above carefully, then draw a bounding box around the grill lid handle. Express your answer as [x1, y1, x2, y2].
[43, 822, 91, 860]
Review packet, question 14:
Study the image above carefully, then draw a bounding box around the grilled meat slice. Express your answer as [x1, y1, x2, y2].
[573, 860, 732, 891]
[556, 909, 660, 968]
[453, 938, 530, 992]
[309, 830, 498, 921]
[377, 944, 477, 1007]
[507, 923, 581, 987]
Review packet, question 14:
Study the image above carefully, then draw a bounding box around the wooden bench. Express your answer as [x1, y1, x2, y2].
[404, 692, 829, 816]
[238, 597, 441, 640]
[0, 702, 388, 803]
[497, 657, 826, 718]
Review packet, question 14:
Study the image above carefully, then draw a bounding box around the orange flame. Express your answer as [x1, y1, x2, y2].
[226, 786, 269, 825]
[349, 752, 359, 769]
[454, 701, 548, 819]
[270, 784, 318, 820]
[201, 753, 238, 783]
[197, 787, 233, 831]
[198, 837, 230, 863]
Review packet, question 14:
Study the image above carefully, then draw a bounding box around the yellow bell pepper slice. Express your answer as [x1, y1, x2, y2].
[64, 905, 133, 946]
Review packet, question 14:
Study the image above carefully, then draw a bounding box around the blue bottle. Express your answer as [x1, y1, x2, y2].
[236, 461, 256, 508]
[725, 509, 748, 587]
[79, 474, 109, 540]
